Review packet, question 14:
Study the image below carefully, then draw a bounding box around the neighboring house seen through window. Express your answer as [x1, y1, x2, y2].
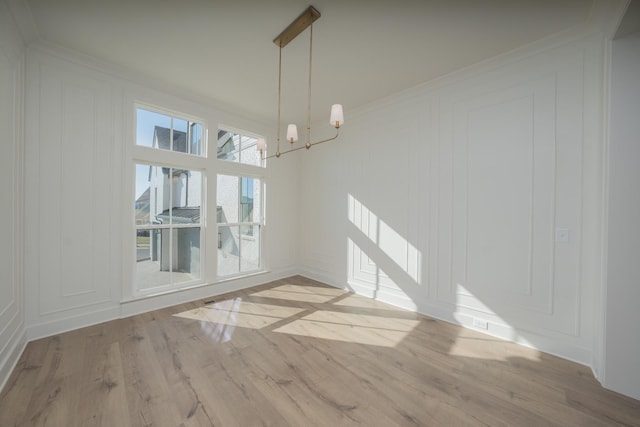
[134, 107, 205, 293]
[217, 174, 262, 277]
[132, 107, 265, 294]
[136, 108, 204, 156]
[217, 129, 263, 167]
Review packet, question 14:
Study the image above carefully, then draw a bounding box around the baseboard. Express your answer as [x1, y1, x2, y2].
[26, 305, 122, 342]
[296, 266, 349, 291]
[0, 326, 27, 395]
[296, 267, 593, 368]
[120, 267, 299, 318]
[26, 267, 300, 342]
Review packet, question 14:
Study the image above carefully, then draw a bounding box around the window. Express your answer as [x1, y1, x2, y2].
[134, 106, 206, 293]
[131, 105, 266, 296]
[217, 129, 263, 167]
[217, 175, 262, 277]
[241, 177, 254, 224]
[137, 108, 204, 156]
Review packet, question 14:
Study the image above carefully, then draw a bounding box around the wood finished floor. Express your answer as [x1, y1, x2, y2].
[1, 276, 640, 427]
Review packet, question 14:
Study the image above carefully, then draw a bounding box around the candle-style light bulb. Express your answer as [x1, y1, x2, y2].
[329, 104, 344, 128]
[286, 124, 298, 143]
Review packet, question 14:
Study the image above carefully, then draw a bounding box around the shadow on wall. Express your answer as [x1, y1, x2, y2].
[347, 193, 421, 301]
[344, 188, 573, 360]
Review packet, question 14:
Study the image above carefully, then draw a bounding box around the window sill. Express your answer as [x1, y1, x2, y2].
[215, 269, 268, 284]
[121, 270, 270, 303]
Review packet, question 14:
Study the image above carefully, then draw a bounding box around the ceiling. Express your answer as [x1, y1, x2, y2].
[24, 0, 599, 125]
[616, 0, 640, 38]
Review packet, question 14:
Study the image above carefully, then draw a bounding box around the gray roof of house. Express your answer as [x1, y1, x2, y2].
[154, 126, 187, 152]
[136, 187, 150, 204]
[156, 207, 200, 224]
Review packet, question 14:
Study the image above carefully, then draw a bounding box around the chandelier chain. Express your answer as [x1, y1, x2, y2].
[306, 23, 313, 148]
[277, 46, 283, 156]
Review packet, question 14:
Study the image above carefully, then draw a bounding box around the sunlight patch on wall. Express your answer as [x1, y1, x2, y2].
[347, 194, 421, 288]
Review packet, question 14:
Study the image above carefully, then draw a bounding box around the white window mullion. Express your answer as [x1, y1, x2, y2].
[237, 176, 242, 273]
[169, 117, 174, 152]
[169, 167, 173, 284]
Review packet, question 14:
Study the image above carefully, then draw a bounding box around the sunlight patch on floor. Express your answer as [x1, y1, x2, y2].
[269, 283, 346, 297]
[174, 298, 305, 329]
[448, 324, 541, 362]
[273, 310, 420, 347]
[251, 287, 338, 303]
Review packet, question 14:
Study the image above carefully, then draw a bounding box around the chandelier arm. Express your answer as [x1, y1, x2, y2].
[308, 127, 340, 147]
[261, 127, 341, 159]
[263, 144, 308, 159]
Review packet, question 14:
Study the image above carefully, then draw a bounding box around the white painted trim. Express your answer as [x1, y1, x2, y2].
[298, 267, 593, 366]
[120, 267, 297, 318]
[26, 307, 121, 342]
[345, 27, 610, 130]
[595, 32, 615, 385]
[24, 267, 298, 341]
[0, 327, 27, 394]
[0, 5, 27, 395]
[5, 0, 38, 44]
[27, 40, 274, 126]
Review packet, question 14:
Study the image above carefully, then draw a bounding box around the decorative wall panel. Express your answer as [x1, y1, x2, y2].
[27, 54, 115, 318]
[300, 34, 603, 363]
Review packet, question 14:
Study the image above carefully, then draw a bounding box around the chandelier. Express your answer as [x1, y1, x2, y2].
[258, 6, 344, 159]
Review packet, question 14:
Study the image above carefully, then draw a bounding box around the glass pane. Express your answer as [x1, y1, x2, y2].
[136, 109, 171, 148]
[217, 174, 239, 223]
[218, 130, 264, 166]
[170, 169, 202, 224]
[146, 165, 169, 225]
[136, 228, 171, 290]
[136, 108, 204, 157]
[135, 164, 151, 226]
[240, 225, 260, 272]
[172, 118, 188, 153]
[245, 177, 262, 223]
[173, 227, 201, 283]
[189, 123, 203, 156]
[239, 135, 261, 166]
[217, 130, 240, 162]
[218, 226, 240, 276]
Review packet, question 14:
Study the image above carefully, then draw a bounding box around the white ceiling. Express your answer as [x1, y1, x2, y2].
[24, 0, 597, 125]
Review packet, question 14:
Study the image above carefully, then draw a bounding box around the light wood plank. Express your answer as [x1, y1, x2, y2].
[1, 276, 639, 426]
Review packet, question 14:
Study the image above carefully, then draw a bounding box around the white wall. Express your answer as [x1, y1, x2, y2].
[22, 42, 299, 339]
[604, 30, 640, 400]
[3, 0, 633, 400]
[0, 0, 27, 391]
[299, 30, 608, 366]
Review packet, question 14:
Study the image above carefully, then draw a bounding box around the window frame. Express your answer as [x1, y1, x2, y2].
[216, 173, 265, 279]
[130, 103, 210, 297]
[216, 125, 266, 168]
[123, 99, 269, 301]
[134, 163, 204, 294]
[136, 106, 207, 157]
